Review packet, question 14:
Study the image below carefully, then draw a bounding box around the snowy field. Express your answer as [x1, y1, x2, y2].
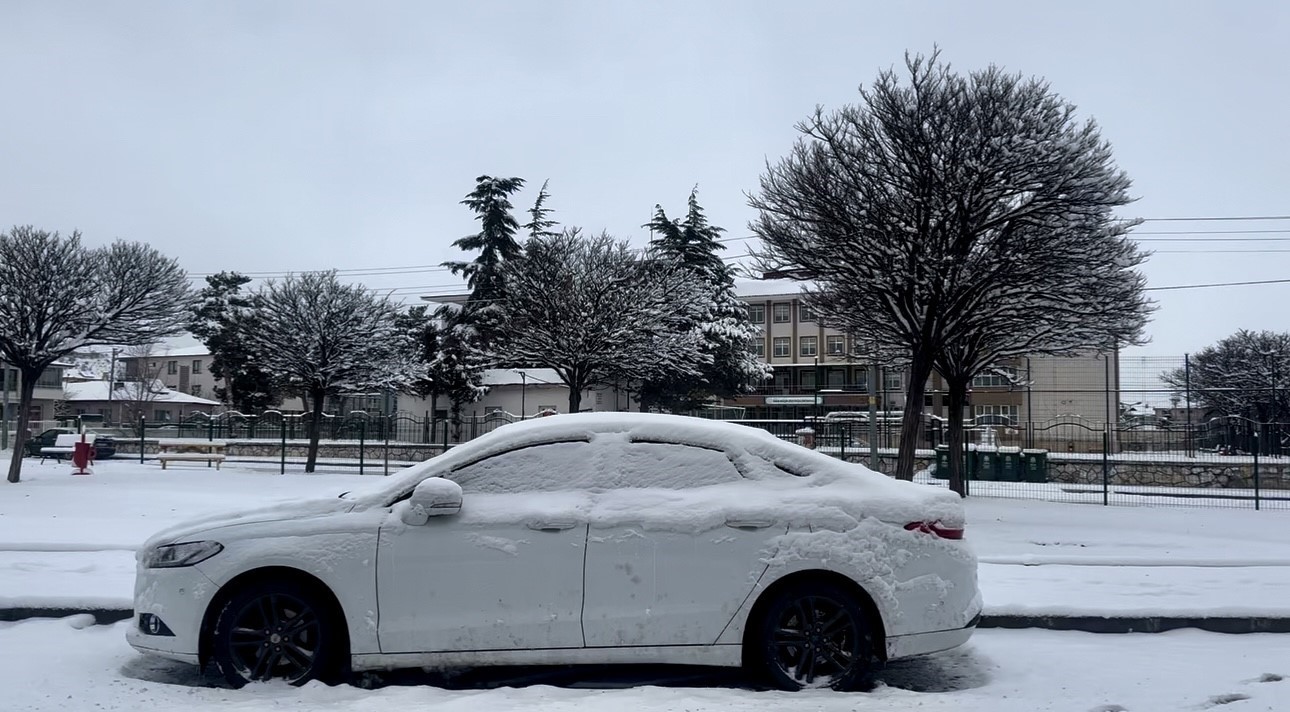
[2, 454, 1289, 710]
[2, 617, 1287, 712]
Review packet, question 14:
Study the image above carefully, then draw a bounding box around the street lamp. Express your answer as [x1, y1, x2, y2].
[518, 370, 528, 419]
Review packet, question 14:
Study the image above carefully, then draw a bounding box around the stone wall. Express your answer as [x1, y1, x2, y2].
[1045, 458, 1290, 490]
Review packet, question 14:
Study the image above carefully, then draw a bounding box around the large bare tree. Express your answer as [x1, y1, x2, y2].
[240, 271, 406, 472]
[751, 52, 1150, 488]
[487, 229, 709, 412]
[0, 226, 192, 483]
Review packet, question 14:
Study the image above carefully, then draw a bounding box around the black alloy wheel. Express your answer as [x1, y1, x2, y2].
[212, 581, 338, 687]
[755, 582, 876, 691]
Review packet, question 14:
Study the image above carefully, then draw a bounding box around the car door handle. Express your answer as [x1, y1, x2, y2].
[526, 520, 579, 532]
[725, 519, 775, 530]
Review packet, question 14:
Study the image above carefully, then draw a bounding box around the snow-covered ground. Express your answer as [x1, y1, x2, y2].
[2, 454, 1290, 710]
[2, 617, 1287, 711]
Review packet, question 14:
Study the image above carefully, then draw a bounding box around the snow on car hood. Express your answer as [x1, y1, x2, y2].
[140, 496, 355, 550]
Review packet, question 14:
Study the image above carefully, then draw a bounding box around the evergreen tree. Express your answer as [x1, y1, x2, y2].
[522, 179, 559, 240]
[189, 271, 282, 412]
[442, 175, 526, 351]
[639, 189, 770, 411]
[395, 304, 486, 434]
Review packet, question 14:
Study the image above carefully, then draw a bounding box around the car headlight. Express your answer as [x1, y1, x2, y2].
[143, 541, 224, 568]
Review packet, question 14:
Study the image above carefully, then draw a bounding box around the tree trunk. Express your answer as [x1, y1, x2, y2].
[894, 354, 935, 480]
[568, 386, 582, 413]
[5, 377, 38, 483]
[305, 388, 325, 473]
[945, 376, 969, 497]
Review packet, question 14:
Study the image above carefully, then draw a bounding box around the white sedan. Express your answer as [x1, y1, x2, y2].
[128, 413, 980, 691]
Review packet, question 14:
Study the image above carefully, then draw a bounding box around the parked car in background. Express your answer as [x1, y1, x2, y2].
[128, 413, 979, 691]
[24, 428, 117, 459]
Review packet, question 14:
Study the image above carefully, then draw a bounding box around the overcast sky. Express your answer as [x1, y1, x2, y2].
[2, 1, 1288, 368]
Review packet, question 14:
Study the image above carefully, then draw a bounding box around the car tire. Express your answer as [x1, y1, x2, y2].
[210, 579, 342, 688]
[750, 581, 878, 691]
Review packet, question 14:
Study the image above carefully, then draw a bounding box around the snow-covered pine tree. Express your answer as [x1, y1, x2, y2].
[751, 51, 1151, 491]
[395, 304, 486, 437]
[189, 271, 282, 412]
[441, 175, 526, 352]
[489, 229, 710, 413]
[241, 271, 406, 473]
[0, 226, 193, 483]
[639, 189, 770, 412]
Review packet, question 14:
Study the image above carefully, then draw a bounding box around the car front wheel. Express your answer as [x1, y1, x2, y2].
[211, 580, 341, 688]
[752, 581, 877, 691]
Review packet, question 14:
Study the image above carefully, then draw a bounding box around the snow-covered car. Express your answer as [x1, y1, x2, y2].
[128, 413, 979, 690]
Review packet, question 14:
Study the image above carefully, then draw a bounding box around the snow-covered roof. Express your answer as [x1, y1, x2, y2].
[64, 381, 222, 406]
[734, 279, 811, 298]
[130, 344, 210, 358]
[481, 368, 565, 387]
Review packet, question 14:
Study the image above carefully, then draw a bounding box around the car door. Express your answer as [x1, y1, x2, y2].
[580, 441, 780, 648]
[376, 440, 591, 654]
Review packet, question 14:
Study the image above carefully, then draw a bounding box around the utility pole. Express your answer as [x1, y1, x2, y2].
[518, 370, 528, 419]
[106, 348, 120, 425]
[2, 362, 9, 450]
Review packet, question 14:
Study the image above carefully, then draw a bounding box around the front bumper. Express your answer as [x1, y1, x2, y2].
[125, 564, 220, 663]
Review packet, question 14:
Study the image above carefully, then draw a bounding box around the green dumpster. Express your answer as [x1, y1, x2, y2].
[1022, 448, 1049, 483]
[933, 445, 950, 479]
[976, 448, 1000, 481]
[998, 447, 1022, 481]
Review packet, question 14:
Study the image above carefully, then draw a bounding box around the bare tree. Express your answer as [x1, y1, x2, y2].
[118, 343, 169, 433]
[488, 229, 709, 412]
[240, 271, 405, 472]
[751, 51, 1150, 489]
[0, 227, 192, 483]
[1162, 330, 1290, 422]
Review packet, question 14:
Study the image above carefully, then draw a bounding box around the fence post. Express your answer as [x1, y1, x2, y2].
[280, 418, 287, 475]
[384, 414, 391, 476]
[1253, 430, 1261, 511]
[208, 415, 214, 442]
[1102, 431, 1110, 506]
[139, 415, 146, 464]
[441, 417, 449, 453]
[839, 423, 846, 462]
[358, 417, 366, 476]
[471, 411, 478, 441]
[423, 411, 430, 444]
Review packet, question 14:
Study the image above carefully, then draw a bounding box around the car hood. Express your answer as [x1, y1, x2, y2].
[140, 496, 356, 551]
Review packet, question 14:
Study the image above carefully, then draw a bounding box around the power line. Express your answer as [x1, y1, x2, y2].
[1146, 278, 1290, 292]
[1140, 215, 1290, 222]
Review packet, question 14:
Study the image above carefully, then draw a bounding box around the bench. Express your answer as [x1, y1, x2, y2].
[156, 439, 228, 470]
[40, 434, 97, 464]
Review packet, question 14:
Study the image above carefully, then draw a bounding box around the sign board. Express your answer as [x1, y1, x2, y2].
[765, 395, 823, 405]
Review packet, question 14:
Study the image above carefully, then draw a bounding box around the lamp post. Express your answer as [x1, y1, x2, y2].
[518, 370, 528, 419]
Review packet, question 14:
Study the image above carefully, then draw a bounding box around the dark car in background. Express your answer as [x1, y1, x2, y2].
[23, 428, 117, 459]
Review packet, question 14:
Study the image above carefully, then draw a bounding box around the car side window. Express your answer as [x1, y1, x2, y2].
[600, 442, 743, 489]
[448, 441, 591, 494]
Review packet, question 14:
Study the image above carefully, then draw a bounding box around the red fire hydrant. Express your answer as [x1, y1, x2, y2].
[71, 435, 94, 475]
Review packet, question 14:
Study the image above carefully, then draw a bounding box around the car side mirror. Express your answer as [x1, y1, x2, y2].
[399, 477, 463, 526]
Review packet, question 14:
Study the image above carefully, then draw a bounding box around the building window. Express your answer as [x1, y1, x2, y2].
[827, 369, 847, 388]
[167, 361, 177, 375]
[826, 335, 846, 356]
[974, 404, 1019, 424]
[747, 304, 765, 324]
[883, 370, 903, 391]
[192, 360, 202, 374]
[800, 369, 816, 390]
[191, 384, 202, 397]
[973, 366, 1019, 388]
[799, 302, 816, 322]
[750, 339, 765, 358]
[774, 370, 791, 388]
[772, 337, 790, 357]
[35, 368, 62, 388]
[154, 409, 173, 422]
[799, 336, 817, 357]
[772, 302, 791, 323]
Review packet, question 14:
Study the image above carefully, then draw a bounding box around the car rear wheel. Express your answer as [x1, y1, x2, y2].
[752, 581, 877, 691]
[211, 580, 340, 688]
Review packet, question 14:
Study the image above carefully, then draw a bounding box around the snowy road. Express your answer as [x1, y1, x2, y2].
[3, 617, 1287, 712]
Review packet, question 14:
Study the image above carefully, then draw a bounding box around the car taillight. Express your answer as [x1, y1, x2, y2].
[904, 521, 964, 540]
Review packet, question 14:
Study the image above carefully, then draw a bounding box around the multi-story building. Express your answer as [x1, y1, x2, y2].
[1, 360, 69, 426]
[732, 282, 1121, 429]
